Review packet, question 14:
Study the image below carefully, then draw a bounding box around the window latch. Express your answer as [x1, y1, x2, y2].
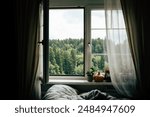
[38, 40, 44, 45]
[88, 42, 91, 47]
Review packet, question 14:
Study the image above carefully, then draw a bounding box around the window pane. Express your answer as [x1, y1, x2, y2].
[49, 9, 84, 76]
[92, 38, 107, 54]
[49, 9, 84, 39]
[91, 30, 106, 40]
[91, 10, 105, 28]
[91, 30, 107, 53]
[91, 10, 108, 72]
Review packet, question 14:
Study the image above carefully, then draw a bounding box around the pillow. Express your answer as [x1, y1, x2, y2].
[42, 84, 83, 100]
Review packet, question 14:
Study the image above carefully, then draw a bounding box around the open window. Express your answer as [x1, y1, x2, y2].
[49, 8, 84, 77]
[44, 0, 110, 82]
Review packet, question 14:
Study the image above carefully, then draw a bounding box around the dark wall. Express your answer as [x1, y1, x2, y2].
[0, 0, 17, 99]
[139, 0, 150, 99]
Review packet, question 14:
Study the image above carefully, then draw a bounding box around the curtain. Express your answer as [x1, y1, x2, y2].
[33, 2, 44, 99]
[16, 0, 42, 99]
[104, 0, 137, 98]
[120, 0, 150, 99]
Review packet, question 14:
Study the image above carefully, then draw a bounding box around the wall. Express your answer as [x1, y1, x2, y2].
[49, 0, 104, 7]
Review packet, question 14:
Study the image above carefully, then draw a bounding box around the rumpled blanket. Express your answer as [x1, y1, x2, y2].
[80, 89, 116, 100]
[42, 84, 120, 100]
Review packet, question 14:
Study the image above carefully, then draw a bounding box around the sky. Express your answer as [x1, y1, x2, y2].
[49, 9, 84, 39]
[49, 9, 126, 41]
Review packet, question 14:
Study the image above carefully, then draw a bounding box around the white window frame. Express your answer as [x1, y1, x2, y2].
[48, 7, 85, 80]
[48, 5, 107, 82]
[89, 5, 108, 74]
[85, 5, 105, 70]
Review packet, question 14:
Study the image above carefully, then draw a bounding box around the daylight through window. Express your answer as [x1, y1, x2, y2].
[49, 8, 109, 78]
[49, 9, 84, 76]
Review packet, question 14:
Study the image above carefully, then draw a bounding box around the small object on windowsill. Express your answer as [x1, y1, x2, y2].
[93, 72, 104, 82]
[87, 75, 93, 82]
[86, 66, 97, 82]
[104, 68, 111, 82]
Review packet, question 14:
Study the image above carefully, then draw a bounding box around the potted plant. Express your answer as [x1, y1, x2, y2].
[86, 67, 97, 82]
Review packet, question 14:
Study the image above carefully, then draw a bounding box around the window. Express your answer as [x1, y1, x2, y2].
[49, 8, 84, 76]
[48, 6, 109, 80]
[91, 10, 108, 73]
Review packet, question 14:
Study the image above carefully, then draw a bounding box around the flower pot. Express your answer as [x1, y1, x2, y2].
[87, 75, 93, 82]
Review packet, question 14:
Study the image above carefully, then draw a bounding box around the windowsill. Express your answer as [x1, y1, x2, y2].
[48, 78, 112, 85]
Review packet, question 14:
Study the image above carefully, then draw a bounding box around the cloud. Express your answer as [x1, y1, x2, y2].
[49, 9, 84, 39]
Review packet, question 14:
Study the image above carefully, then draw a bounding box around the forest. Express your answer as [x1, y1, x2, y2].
[49, 38, 108, 76]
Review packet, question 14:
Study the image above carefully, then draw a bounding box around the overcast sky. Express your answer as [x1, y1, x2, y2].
[49, 9, 84, 39]
[49, 9, 126, 41]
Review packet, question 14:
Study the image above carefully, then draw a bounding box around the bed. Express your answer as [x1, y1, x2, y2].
[42, 84, 124, 100]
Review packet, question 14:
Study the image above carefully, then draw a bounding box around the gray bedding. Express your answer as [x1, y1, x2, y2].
[42, 84, 118, 100]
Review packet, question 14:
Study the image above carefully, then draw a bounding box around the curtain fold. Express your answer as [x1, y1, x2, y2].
[120, 0, 150, 99]
[104, 0, 137, 98]
[16, 0, 42, 99]
[33, 2, 44, 99]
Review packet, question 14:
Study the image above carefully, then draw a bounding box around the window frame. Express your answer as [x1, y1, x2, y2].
[90, 7, 108, 73]
[46, 4, 107, 82]
[85, 5, 107, 75]
[48, 7, 85, 79]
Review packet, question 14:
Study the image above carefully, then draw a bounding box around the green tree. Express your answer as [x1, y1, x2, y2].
[75, 65, 83, 75]
[70, 49, 76, 73]
[55, 48, 63, 74]
[49, 47, 56, 64]
[62, 51, 73, 75]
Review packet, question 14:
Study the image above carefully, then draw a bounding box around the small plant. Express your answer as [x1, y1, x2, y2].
[86, 67, 97, 76]
[86, 67, 97, 82]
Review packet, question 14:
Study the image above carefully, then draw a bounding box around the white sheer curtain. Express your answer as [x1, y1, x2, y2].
[104, 0, 137, 98]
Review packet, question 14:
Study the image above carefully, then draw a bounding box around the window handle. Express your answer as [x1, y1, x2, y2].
[87, 42, 91, 53]
[38, 40, 44, 45]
